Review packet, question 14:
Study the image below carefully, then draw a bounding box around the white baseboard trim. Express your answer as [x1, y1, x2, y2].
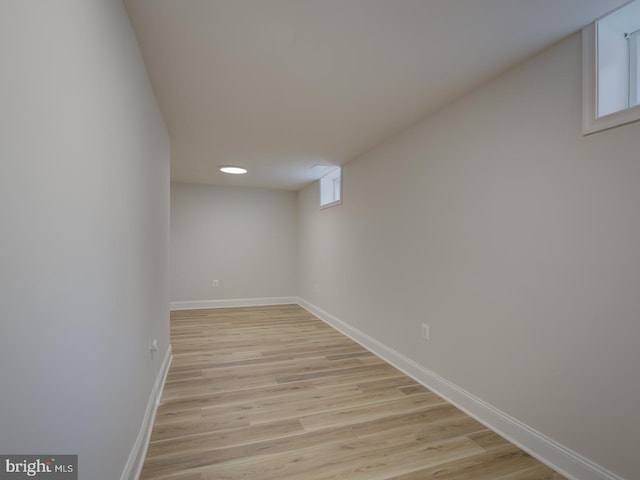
[120, 344, 173, 480]
[297, 298, 623, 480]
[170, 297, 298, 311]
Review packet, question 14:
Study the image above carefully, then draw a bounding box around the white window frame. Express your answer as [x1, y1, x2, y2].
[629, 29, 640, 106]
[319, 167, 342, 209]
[583, 4, 640, 135]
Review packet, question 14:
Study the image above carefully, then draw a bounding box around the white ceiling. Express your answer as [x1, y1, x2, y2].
[124, 0, 627, 191]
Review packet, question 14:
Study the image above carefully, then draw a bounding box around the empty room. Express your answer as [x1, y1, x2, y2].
[1, 1, 639, 480]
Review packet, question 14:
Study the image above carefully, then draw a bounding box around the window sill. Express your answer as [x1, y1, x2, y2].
[320, 199, 342, 210]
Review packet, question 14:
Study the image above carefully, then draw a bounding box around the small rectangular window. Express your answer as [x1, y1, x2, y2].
[583, 0, 640, 134]
[319, 167, 341, 208]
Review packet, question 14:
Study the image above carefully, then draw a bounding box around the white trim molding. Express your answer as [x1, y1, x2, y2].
[297, 298, 624, 480]
[120, 344, 173, 480]
[170, 296, 298, 311]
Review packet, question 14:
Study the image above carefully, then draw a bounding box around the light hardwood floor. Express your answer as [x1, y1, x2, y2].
[140, 305, 565, 480]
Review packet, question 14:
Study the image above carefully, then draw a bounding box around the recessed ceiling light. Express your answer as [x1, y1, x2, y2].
[220, 166, 248, 175]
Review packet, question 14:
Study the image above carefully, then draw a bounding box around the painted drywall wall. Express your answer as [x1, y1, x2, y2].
[298, 33, 640, 479]
[171, 183, 297, 304]
[0, 2, 170, 480]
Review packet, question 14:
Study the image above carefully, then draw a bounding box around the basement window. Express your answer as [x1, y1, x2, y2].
[319, 167, 341, 208]
[583, 0, 640, 134]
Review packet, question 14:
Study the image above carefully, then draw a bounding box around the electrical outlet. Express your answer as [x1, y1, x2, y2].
[421, 323, 430, 341]
[212, 279, 219, 287]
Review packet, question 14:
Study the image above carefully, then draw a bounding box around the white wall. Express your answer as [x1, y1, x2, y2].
[171, 183, 297, 305]
[0, 2, 170, 480]
[298, 33, 640, 480]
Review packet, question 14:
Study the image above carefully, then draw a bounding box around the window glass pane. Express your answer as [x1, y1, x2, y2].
[582, 0, 640, 134]
[596, 1, 640, 117]
[320, 168, 341, 207]
[598, 22, 629, 116]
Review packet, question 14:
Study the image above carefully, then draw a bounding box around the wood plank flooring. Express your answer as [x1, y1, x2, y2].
[140, 305, 565, 480]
